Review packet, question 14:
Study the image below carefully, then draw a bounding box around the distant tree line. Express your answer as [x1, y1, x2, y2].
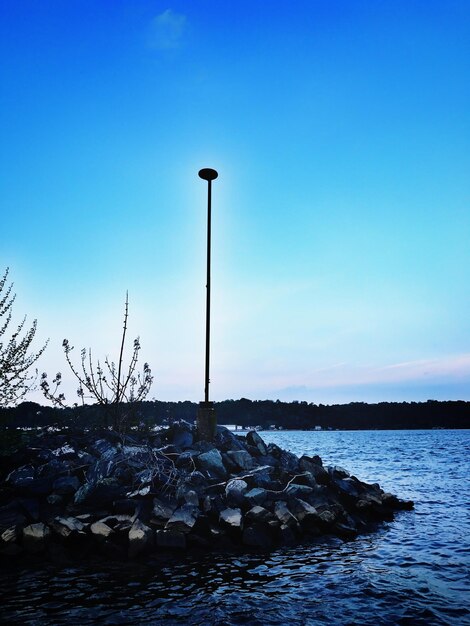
[1, 398, 469, 430]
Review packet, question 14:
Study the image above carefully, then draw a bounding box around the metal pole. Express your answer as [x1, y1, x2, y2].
[198, 168, 218, 404]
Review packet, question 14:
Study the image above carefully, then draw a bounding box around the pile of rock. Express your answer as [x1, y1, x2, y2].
[0, 423, 413, 560]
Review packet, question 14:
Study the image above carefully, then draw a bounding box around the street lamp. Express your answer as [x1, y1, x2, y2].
[197, 167, 218, 440]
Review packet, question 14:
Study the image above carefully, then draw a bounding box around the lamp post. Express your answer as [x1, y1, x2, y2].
[197, 167, 218, 440]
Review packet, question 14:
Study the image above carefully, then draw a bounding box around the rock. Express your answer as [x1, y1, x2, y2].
[50, 516, 86, 539]
[243, 466, 274, 488]
[6, 465, 35, 486]
[0, 526, 22, 555]
[245, 506, 273, 524]
[90, 439, 118, 461]
[214, 426, 245, 452]
[74, 478, 125, 506]
[90, 521, 113, 539]
[279, 450, 300, 473]
[225, 479, 248, 506]
[274, 501, 298, 529]
[183, 490, 199, 506]
[299, 456, 330, 483]
[47, 494, 63, 505]
[246, 430, 268, 455]
[86, 459, 117, 484]
[219, 508, 243, 529]
[279, 523, 297, 545]
[128, 519, 153, 558]
[53, 476, 80, 495]
[242, 524, 272, 549]
[156, 529, 186, 549]
[226, 450, 256, 471]
[334, 522, 358, 539]
[170, 420, 194, 449]
[318, 509, 336, 527]
[23, 523, 50, 552]
[244, 488, 268, 506]
[289, 499, 319, 524]
[152, 498, 178, 524]
[196, 448, 227, 479]
[285, 483, 314, 498]
[328, 465, 350, 479]
[0, 502, 27, 533]
[165, 504, 199, 533]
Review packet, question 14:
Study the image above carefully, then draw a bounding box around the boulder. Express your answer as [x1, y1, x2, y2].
[156, 529, 186, 549]
[225, 479, 248, 506]
[246, 430, 268, 455]
[74, 478, 125, 506]
[196, 449, 227, 479]
[243, 466, 274, 488]
[128, 519, 153, 558]
[0, 504, 26, 534]
[244, 488, 268, 507]
[0, 526, 22, 555]
[214, 426, 245, 452]
[274, 501, 298, 529]
[226, 450, 256, 471]
[165, 504, 199, 533]
[219, 508, 243, 529]
[242, 524, 272, 549]
[289, 499, 319, 524]
[22, 523, 50, 552]
[90, 439, 118, 461]
[50, 516, 86, 539]
[279, 450, 300, 473]
[53, 476, 80, 495]
[245, 506, 274, 524]
[90, 521, 113, 539]
[152, 498, 178, 524]
[285, 483, 314, 499]
[170, 421, 194, 449]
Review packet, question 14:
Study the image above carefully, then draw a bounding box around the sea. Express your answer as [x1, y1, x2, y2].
[0, 429, 469, 625]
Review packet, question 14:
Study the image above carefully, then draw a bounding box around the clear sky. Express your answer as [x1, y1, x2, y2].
[1, 0, 469, 405]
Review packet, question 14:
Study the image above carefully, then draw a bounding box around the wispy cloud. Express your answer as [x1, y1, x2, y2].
[148, 9, 187, 50]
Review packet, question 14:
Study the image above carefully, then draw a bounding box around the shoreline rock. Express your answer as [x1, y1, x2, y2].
[0, 422, 413, 561]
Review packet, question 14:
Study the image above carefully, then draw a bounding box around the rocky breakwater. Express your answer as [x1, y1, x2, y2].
[0, 423, 413, 560]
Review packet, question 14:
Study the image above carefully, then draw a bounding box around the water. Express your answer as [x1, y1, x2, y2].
[1, 430, 469, 625]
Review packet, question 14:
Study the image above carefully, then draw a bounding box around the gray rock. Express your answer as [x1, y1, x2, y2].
[285, 483, 314, 498]
[243, 466, 274, 488]
[6, 465, 35, 486]
[156, 529, 186, 549]
[289, 499, 319, 524]
[279, 450, 300, 473]
[244, 488, 268, 506]
[0, 526, 22, 555]
[215, 426, 245, 451]
[219, 507, 243, 529]
[23, 523, 50, 552]
[328, 465, 350, 479]
[165, 504, 199, 533]
[53, 476, 80, 495]
[128, 519, 153, 558]
[50, 516, 86, 539]
[246, 430, 268, 455]
[171, 420, 194, 448]
[90, 521, 113, 539]
[274, 501, 298, 529]
[245, 506, 273, 523]
[225, 479, 248, 506]
[183, 490, 199, 506]
[318, 509, 336, 526]
[196, 448, 227, 479]
[226, 450, 256, 471]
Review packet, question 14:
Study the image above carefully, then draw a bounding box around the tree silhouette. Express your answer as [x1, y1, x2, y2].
[0, 268, 48, 406]
[41, 292, 153, 430]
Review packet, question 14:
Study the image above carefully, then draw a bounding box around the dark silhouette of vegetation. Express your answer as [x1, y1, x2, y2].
[40, 293, 153, 430]
[0, 268, 48, 407]
[1, 398, 469, 431]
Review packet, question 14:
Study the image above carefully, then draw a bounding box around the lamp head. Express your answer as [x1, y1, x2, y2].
[198, 168, 218, 181]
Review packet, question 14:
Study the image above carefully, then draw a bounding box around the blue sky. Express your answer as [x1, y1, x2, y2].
[1, 0, 469, 404]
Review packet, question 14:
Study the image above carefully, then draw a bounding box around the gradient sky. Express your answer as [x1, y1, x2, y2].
[1, 0, 469, 405]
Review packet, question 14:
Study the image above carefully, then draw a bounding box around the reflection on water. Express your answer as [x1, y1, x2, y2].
[1, 430, 469, 625]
